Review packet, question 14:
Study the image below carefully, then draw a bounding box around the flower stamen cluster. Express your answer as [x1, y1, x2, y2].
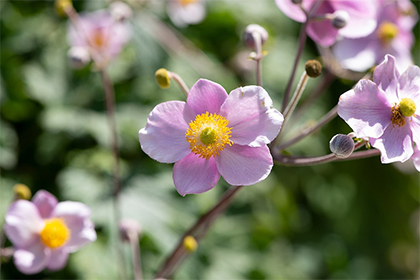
[391, 98, 417, 127]
[377, 22, 399, 44]
[40, 218, 70, 249]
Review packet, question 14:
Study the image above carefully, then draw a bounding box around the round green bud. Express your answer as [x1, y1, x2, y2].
[399, 98, 416, 117]
[13, 184, 32, 200]
[155, 68, 171, 89]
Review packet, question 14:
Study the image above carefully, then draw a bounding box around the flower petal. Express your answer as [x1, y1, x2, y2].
[186, 79, 228, 115]
[215, 145, 273, 186]
[332, 37, 377, 72]
[4, 200, 44, 248]
[47, 248, 69, 271]
[52, 202, 97, 252]
[371, 123, 413, 163]
[412, 146, 420, 172]
[409, 115, 420, 146]
[173, 153, 220, 196]
[220, 86, 283, 147]
[398, 65, 420, 107]
[373, 54, 400, 100]
[338, 79, 392, 138]
[139, 101, 195, 163]
[274, 0, 316, 23]
[32, 190, 58, 219]
[14, 241, 50, 275]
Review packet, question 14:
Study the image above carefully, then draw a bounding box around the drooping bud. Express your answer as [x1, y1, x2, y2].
[183, 235, 198, 253]
[13, 184, 31, 200]
[331, 10, 349, 29]
[67, 47, 91, 69]
[291, 0, 303, 4]
[329, 134, 355, 158]
[119, 219, 141, 242]
[305, 60, 322, 78]
[55, 0, 72, 17]
[109, 2, 133, 22]
[243, 24, 268, 50]
[155, 68, 171, 89]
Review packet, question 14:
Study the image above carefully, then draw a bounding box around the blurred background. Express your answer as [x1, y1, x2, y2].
[0, 0, 419, 279]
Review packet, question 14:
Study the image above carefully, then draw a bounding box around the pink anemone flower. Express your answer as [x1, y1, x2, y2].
[337, 54, 420, 165]
[139, 79, 284, 196]
[333, 0, 418, 72]
[4, 190, 97, 274]
[275, 0, 378, 47]
[68, 10, 131, 66]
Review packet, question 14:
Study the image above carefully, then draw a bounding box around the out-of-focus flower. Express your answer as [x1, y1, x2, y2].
[275, 0, 378, 47]
[109, 1, 133, 22]
[333, 0, 418, 72]
[4, 190, 96, 274]
[67, 46, 91, 69]
[337, 55, 420, 165]
[139, 79, 283, 196]
[118, 219, 141, 242]
[68, 10, 131, 67]
[167, 0, 206, 28]
[13, 184, 32, 200]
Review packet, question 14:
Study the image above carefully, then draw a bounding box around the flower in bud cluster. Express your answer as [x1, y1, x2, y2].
[155, 68, 171, 89]
[118, 219, 141, 242]
[243, 24, 268, 50]
[109, 2, 133, 22]
[183, 235, 198, 253]
[329, 134, 355, 158]
[305, 60, 322, 78]
[13, 184, 31, 200]
[331, 10, 350, 29]
[67, 46, 91, 69]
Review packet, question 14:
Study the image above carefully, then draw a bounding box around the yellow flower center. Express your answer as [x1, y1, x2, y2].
[40, 218, 70, 249]
[391, 98, 417, 127]
[185, 112, 233, 159]
[92, 29, 106, 48]
[179, 0, 198, 6]
[377, 22, 399, 44]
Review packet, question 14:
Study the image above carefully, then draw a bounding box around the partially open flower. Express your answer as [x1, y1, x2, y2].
[4, 190, 96, 274]
[243, 24, 269, 50]
[109, 2, 133, 22]
[119, 219, 141, 242]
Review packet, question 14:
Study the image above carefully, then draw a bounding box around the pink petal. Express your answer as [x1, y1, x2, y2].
[373, 55, 400, 101]
[371, 123, 414, 163]
[398, 65, 420, 105]
[307, 19, 338, 47]
[219, 86, 283, 147]
[215, 145, 273, 186]
[4, 200, 44, 248]
[14, 241, 50, 275]
[52, 202, 97, 252]
[332, 37, 377, 72]
[412, 146, 420, 172]
[32, 190, 58, 219]
[337, 79, 392, 138]
[274, 0, 316, 23]
[409, 116, 420, 146]
[186, 79, 228, 115]
[139, 101, 195, 163]
[173, 153, 220, 196]
[47, 248, 69, 271]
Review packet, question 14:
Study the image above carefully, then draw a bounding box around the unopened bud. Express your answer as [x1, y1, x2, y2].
[55, 0, 72, 16]
[329, 134, 355, 158]
[109, 2, 133, 22]
[119, 219, 141, 242]
[183, 235, 198, 253]
[155, 68, 171, 89]
[331, 10, 349, 29]
[68, 47, 91, 69]
[13, 184, 31, 200]
[291, 0, 303, 4]
[243, 24, 268, 50]
[305, 60, 322, 78]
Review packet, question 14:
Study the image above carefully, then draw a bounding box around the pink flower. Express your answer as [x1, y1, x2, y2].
[68, 10, 131, 66]
[275, 0, 378, 47]
[337, 54, 420, 164]
[333, 0, 418, 72]
[4, 190, 96, 274]
[167, 0, 206, 27]
[139, 79, 283, 196]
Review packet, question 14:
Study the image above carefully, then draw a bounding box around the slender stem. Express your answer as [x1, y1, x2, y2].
[155, 185, 243, 278]
[275, 105, 337, 151]
[251, 31, 263, 87]
[129, 233, 143, 280]
[282, 20, 308, 111]
[169, 72, 190, 97]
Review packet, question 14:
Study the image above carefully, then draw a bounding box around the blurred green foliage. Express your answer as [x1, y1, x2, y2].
[0, 0, 419, 279]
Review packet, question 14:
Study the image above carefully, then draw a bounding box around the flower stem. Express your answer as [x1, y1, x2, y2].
[251, 31, 263, 87]
[168, 71, 190, 97]
[129, 232, 143, 280]
[154, 185, 243, 278]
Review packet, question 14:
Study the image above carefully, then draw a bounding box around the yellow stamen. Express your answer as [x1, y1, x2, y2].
[185, 112, 233, 159]
[92, 29, 106, 48]
[179, 0, 198, 6]
[377, 22, 399, 44]
[40, 218, 70, 249]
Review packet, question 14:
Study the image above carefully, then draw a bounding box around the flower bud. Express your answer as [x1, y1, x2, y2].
[183, 235, 198, 253]
[331, 10, 350, 29]
[243, 24, 268, 50]
[329, 134, 355, 158]
[305, 60, 322, 78]
[109, 2, 133, 22]
[119, 219, 141, 242]
[291, 0, 303, 4]
[55, 0, 73, 17]
[155, 68, 171, 89]
[67, 47, 91, 69]
[13, 184, 31, 200]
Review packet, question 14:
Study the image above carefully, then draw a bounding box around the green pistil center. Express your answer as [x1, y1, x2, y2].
[200, 127, 217, 145]
[399, 98, 416, 117]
